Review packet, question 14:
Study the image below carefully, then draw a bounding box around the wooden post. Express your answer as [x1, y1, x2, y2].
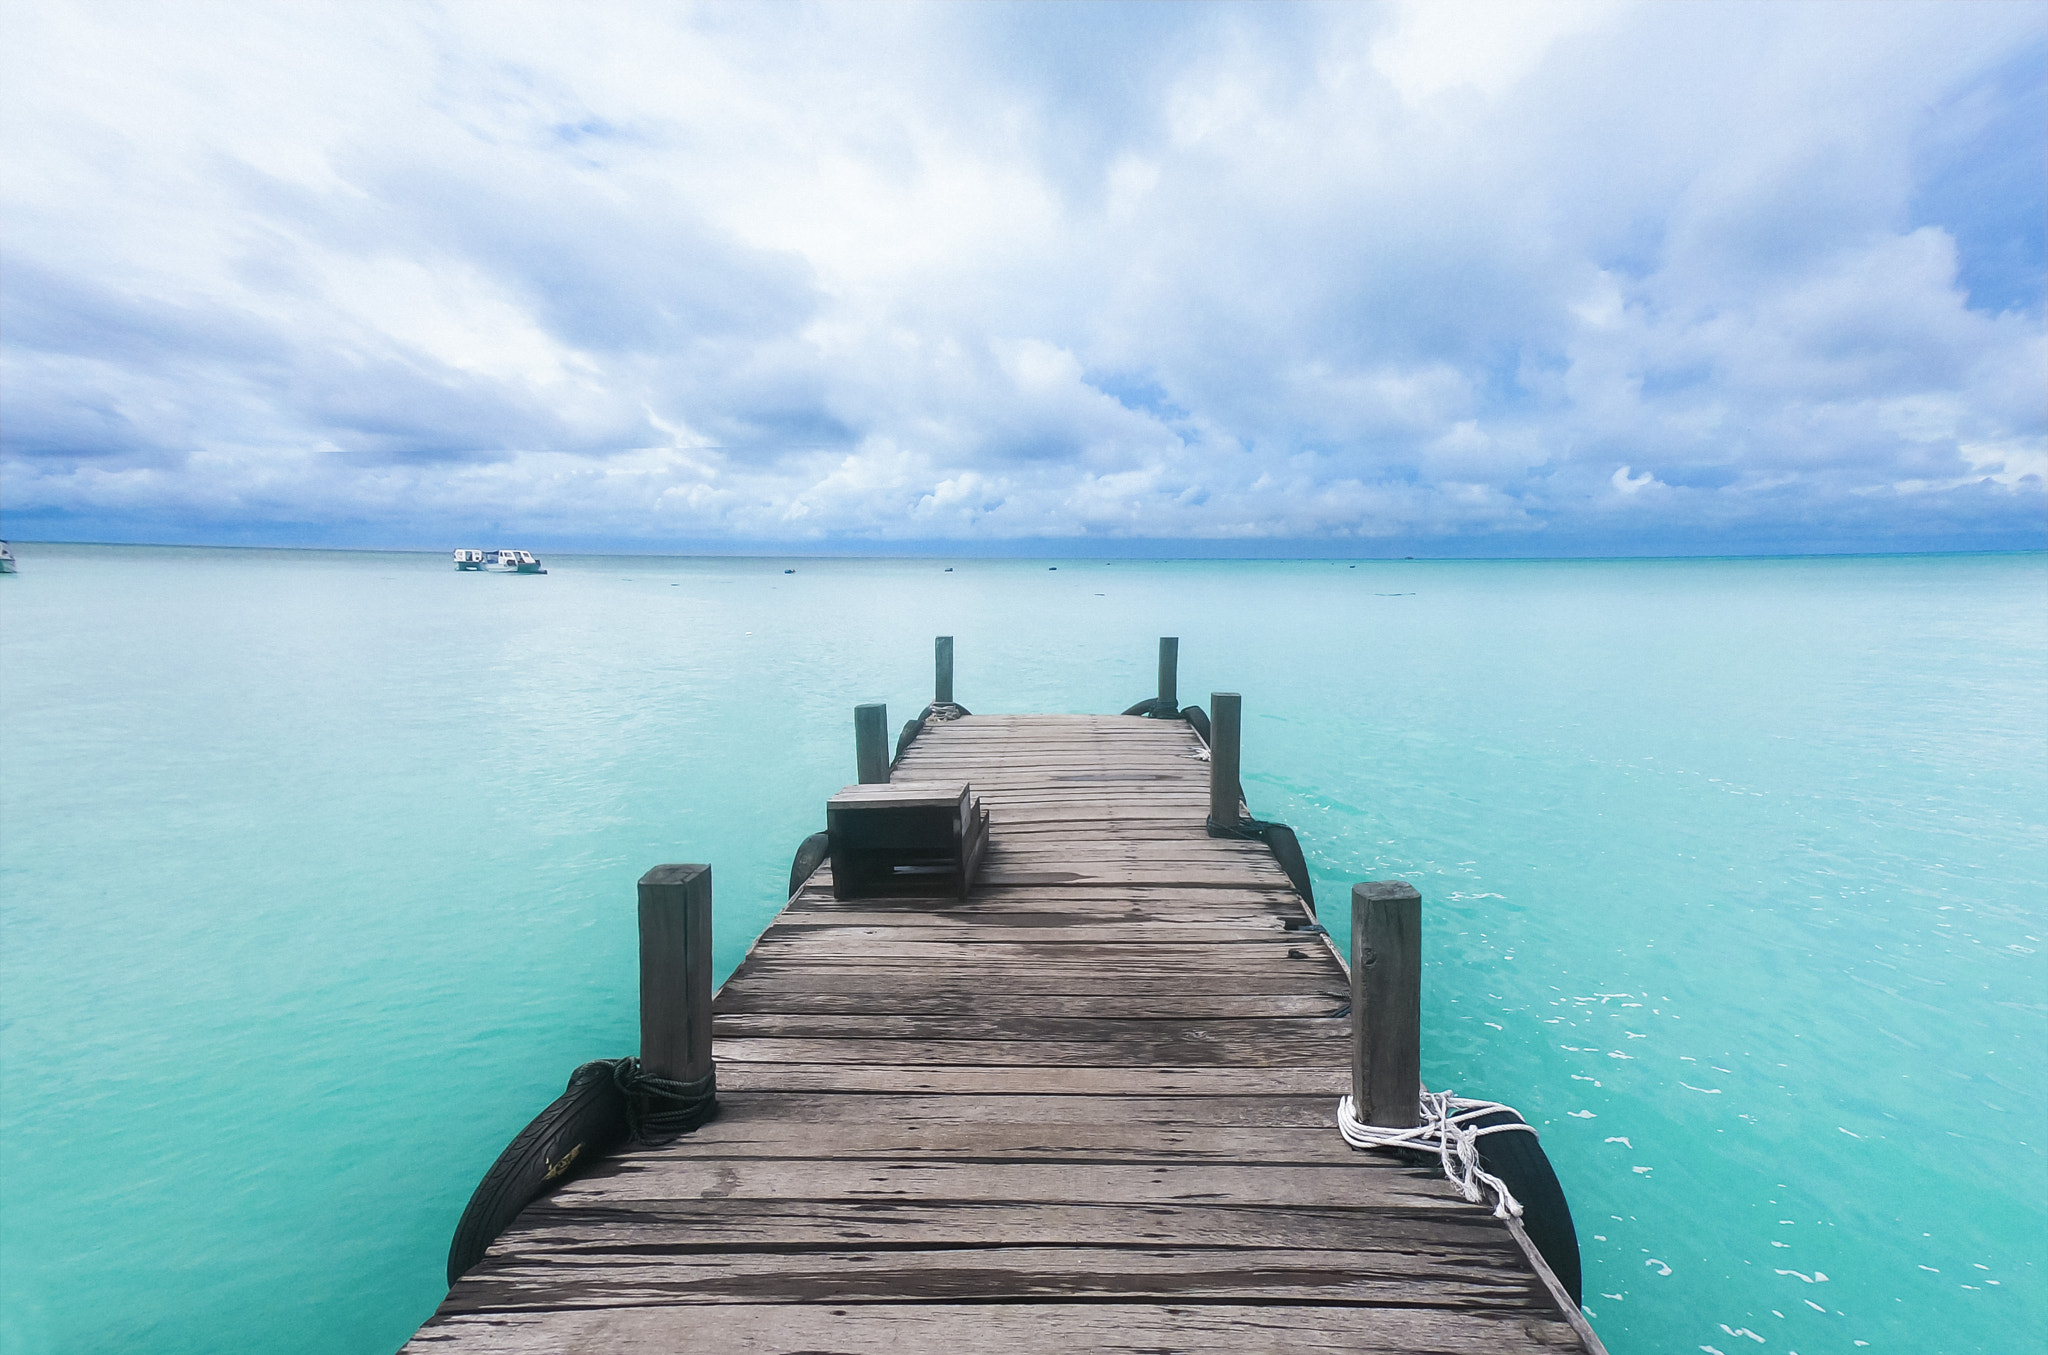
[935, 636, 954, 705]
[855, 702, 889, 783]
[1351, 880, 1422, 1127]
[1157, 637, 1178, 711]
[639, 864, 713, 1088]
[1208, 691, 1241, 827]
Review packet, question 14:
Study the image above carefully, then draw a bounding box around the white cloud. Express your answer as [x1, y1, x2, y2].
[1612, 466, 1658, 495]
[0, 0, 2040, 552]
[1371, 0, 1619, 104]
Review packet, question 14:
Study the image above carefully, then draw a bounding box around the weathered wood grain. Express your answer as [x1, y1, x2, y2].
[410, 1302, 1589, 1354]
[712, 989, 1345, 1018]
[447, 1244, 1544, 1309]
[710, 1062, 1356, 1096]
[502, 1194, 1508, 1251]
[709, 1035, 1347, 1069]
[407, 712, 1592, 1354]
[617, 1090, 1347, 1131]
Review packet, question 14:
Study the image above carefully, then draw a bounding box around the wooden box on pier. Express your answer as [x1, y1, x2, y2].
[826, 781, 990, 900]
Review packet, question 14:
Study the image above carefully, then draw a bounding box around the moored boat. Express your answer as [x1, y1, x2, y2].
[453, 549, 485, 570]
[485, 548, 547, 575]
[0, 542, 15, 574]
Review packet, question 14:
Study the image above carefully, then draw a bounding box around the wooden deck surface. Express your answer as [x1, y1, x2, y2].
[407, 714, 1592, 1353]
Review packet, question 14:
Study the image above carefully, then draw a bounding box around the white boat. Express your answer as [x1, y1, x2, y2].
[0, 542, 14, 574]
[485, 548, 547, 575]
[453, 549, 485, 571]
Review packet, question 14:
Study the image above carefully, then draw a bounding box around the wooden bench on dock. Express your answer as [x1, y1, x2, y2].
[409, 641, 1600, 1354]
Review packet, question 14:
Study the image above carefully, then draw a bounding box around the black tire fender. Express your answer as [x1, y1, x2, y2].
[1470, 1109, 1582, 1305]
[1260, 822, 1316, 914]
[445, 1060, 629, 1284]
[789, 831, 830, 897]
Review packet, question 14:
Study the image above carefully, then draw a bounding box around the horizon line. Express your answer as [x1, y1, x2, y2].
[8, 538, 2043, 566]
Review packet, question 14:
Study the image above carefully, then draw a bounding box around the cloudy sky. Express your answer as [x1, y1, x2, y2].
[2, 1, 2041, 554]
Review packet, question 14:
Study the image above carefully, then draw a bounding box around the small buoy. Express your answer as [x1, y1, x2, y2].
[1048, 566, 1057, 571]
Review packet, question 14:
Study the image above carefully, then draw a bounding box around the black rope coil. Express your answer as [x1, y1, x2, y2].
[612, 1057, 717, 1145]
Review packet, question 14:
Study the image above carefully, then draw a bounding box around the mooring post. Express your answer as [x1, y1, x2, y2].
[1157, 637, 1178, 712]
[1351, 880, 1423, 1127]
[855, 702, 889, 783]
[639, 864, 714, 1090]
[935, 636, 954, 705]
[1209, 690, 1242, 827]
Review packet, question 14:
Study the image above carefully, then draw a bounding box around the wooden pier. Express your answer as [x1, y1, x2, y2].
[409, 659, 1599, 1352]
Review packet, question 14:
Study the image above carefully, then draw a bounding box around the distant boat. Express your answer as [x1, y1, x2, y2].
[453, 548, 543, 573]
[0, 542, 14, 574]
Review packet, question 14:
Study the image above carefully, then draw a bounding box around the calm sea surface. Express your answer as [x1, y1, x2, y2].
[1, 544, 2041, 1353]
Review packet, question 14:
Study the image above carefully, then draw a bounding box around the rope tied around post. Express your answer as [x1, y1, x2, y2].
[1337, 1086, 1538, 1220]
[612, 1057, 716, 1145]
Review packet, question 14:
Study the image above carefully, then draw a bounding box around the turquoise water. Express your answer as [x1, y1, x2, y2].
[1, 544, 2041, 1354]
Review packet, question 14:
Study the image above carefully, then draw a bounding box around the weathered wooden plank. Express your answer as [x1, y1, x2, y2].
[792, 875, 1299, 895]
[636, 1091, 1347, 1130]
[755, 925, 1302, 947]
[714, 989, 1344, 1019]
[772, 912, 1306, 934]
[499, 1195, 1507, 1251]
[972, 850, 1285, 869]
[720, 968, 1343, 997]
[731, 948, 1337, 977]
[934, 820, 1213, 839]
[722, 967, 1348, 997]
[901, 756, 1203, 768]
[785, 886, 1309, 910]
[710, 1034, 1347, 1068]
[971, 867, 1292, 887]
[591, 1117, 1370, 1166]
[741, 935, 1318, 960]
[406, 1302, 1586, 1354]
[774, 905, 1303, 928]
[904, 765, 1204, 773]
[712, 1063, 1353, 1096]
[713, 1013, 1351, 1045]
[904, 745, 1193, 752]
[562, 1157, 1467, 1211]
[445, 1244, 1544, 1310]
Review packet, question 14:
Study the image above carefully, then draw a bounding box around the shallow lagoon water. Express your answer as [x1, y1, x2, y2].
[1, 544, 2041, 1353]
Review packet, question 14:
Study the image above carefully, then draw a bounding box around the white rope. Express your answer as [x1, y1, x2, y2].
[1337, 1086, 1538, 1220]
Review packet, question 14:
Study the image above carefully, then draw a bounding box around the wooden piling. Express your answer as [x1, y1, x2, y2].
[637, 865, 713, 1089]
[855, 702, 889, 784]
[1208, 690, 1242, 827]
[1157, 637, 1178, 711]
[935, 636, 954, 705]
[1351, 879, 1423, 1128]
